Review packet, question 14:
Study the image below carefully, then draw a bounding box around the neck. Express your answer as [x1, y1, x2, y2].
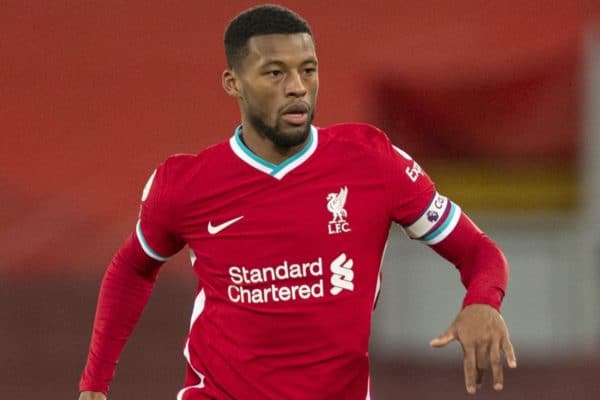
[239, 121, 310, 165]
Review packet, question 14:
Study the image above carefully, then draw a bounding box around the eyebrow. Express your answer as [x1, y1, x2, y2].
[259, 57, 318, 68]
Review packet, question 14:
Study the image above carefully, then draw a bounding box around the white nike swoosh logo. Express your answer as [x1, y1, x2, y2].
[207, 216, 244, 235]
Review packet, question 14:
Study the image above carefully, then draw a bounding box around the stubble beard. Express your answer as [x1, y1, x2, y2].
[248, 111, 314, 148]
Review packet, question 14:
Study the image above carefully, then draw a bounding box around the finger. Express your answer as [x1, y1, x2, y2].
[476, 343, 489, 387]
[429, 327, 456, 348]
[463, 346, 477, 394]
[490, 340, 504, 391]
[501, 336, 517, 368]
[476, 341, 490, 371]
[476, 368, 484, 389]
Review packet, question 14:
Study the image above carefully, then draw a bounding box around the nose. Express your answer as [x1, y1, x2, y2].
[285, 71, 308, 98]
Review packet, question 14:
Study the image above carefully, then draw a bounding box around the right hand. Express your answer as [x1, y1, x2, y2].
[79, 392, 107, 400]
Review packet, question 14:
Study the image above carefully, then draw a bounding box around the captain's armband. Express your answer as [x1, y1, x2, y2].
[404, 192, 461, 245]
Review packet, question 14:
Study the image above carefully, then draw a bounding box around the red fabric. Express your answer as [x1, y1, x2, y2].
[431, 213, 508, 311]
[79, 233, 162, 394]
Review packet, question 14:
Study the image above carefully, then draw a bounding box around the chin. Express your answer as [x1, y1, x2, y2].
[249, 113, 312, 148]
[283, 123, 309, 134]
[276, 125, 310, 147]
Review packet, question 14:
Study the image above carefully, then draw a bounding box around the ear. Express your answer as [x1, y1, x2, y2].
[222, 69, 242, 98]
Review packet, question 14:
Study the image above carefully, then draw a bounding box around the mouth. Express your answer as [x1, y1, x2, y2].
[281, 102, 310, 126]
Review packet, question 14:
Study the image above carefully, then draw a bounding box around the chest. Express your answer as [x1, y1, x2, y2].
[178, 162, 390, 260]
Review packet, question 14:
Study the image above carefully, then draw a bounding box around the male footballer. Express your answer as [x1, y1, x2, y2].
[79, 4, 516, 399]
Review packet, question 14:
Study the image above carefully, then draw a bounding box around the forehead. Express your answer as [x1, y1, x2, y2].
[244, 33, 316, 67]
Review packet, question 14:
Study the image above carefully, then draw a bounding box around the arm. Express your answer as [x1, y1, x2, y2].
[78, 159, 186, 398]
[376, 128, 516, 394]
[428, 213, 517, 394]
[430, 212, 507, 311]
[79, 233, 164, 397]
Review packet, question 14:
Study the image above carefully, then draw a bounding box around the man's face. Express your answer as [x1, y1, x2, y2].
[234, 33, 318, 148]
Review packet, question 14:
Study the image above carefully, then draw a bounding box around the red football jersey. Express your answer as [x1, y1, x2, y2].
[137, 123, 461, 399]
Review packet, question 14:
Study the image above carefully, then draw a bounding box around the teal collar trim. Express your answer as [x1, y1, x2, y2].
[229, 125, 318, 180]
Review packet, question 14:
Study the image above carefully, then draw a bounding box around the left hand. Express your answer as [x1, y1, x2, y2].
[430, 304, 517, 394]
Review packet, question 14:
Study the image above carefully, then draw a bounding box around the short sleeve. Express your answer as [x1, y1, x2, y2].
[383, 138, 461, 245]
[136, 161, 185, 261]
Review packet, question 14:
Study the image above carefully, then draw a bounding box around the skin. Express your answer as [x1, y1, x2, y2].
[430, 304, 517, 394]
[78, 392, 105, 400]
[80, 32, 516, 399]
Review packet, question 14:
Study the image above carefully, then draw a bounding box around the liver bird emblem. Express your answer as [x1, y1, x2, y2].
[327, 186, 349, 223]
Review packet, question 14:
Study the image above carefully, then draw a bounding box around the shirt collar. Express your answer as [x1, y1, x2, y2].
[229, 124, 318, 180]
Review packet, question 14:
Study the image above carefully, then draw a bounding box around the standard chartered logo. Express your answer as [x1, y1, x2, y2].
[329, 253, 354, 295]
[227, 253, 355, 304]
[228, 259, 324, 304]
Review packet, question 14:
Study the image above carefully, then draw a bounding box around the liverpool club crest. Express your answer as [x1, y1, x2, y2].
[327, 186, 351, 235]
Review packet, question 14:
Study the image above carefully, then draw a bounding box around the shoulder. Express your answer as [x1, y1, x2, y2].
[165, 138, 230, 164]
[318, 122, 388, 140]
[158, 139, 231, 179]
[318, 122, 393, 153]
[160, 153, 196, 172]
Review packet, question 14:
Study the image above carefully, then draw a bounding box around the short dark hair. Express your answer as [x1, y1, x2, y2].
[224, 4, 313, 70]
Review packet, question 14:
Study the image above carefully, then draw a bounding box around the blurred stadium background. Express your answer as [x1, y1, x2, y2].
[2, 1, 600, 398]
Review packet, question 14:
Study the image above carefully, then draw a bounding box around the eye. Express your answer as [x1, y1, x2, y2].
[265, 70, 283, 77]
[304, 67, 317, 74]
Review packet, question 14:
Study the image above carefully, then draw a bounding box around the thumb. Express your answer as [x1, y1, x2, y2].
[429, 327, 456, 348]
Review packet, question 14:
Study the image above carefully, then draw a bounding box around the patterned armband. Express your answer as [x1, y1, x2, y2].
[404, 192, 461, 245]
